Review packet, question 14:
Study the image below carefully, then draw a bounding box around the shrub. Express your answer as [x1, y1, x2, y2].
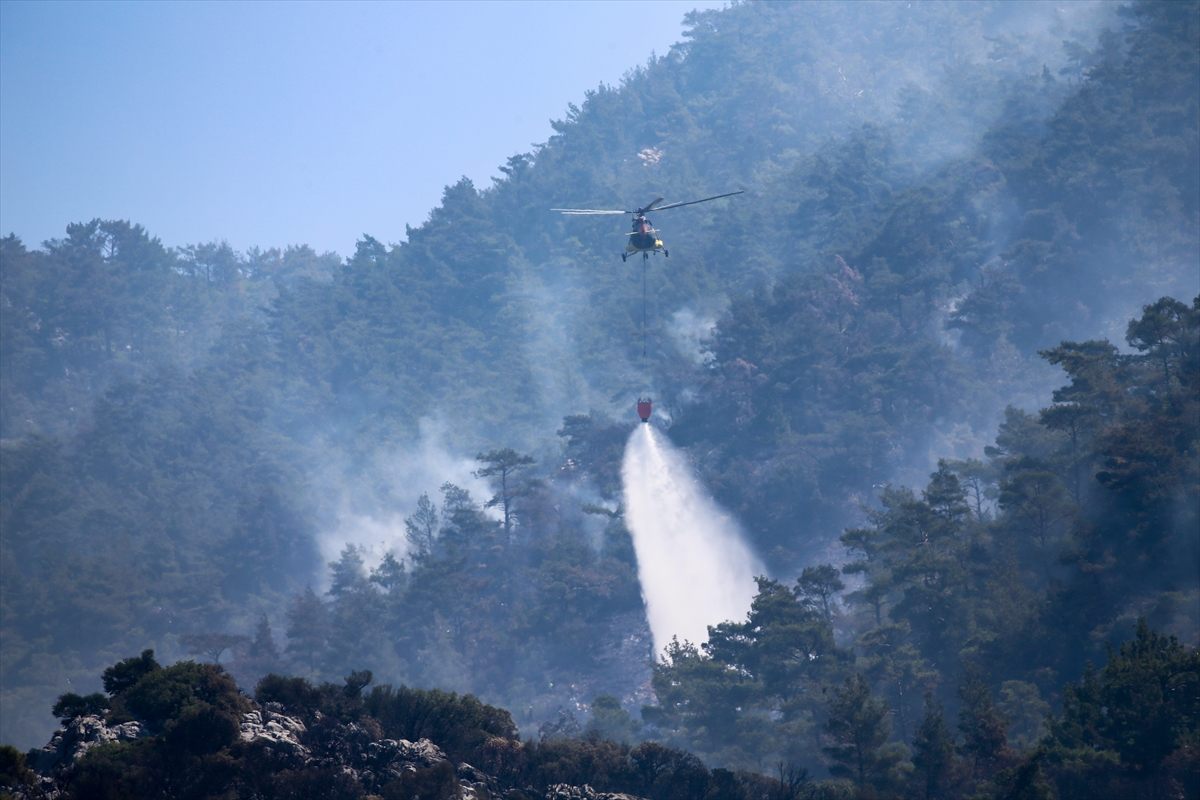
[381, 761, 458, 800]
[51, 692, 111, 723]
[101, 650, 160, 695]
[363, 684, 517, 762]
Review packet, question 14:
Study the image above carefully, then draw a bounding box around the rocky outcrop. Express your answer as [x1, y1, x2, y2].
[33, 714, 149, 778]
[544, 786, 645, 800]
[2, 715, 154, 799]
[238, 708, 310, 759]
[343, 735, 450, 790]
[235, 706, 454, 792]
[8, 705, 647, 800]
[368, 737, 447, 774]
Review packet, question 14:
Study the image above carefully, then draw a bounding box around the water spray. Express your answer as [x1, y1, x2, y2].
[621, 425, 762, 658]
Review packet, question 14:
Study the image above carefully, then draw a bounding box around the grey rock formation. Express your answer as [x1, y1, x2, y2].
[546, 785, 601, 800]
[33, 715, 149, 777]
[9, 705, 649, 800]
[368, 737, 446, 770]
[456, 760, 497, 795]
[235, 706, 451, 791]
[357, 736, 448, 786]
[543, 785, 642, 800]
[238, 708, 309, 759]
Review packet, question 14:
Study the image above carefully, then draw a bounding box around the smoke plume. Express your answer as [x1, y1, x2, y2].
[314, 417, 496, 590]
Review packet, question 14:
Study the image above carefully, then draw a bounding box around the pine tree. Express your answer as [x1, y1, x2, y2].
[957, 667, 1015, 779]
[370, 552, 407, 592]
[823, 673, 904, 790]
[404, 493, 438, 562]
[285, 587, 329, 674]
[328, 544, 368, 598]
[586, 695, 642, 743]
[984, 755, 1056, 800]
[945, 457, 999, 521]
[474, 448, 537, 535]
[179, 632, 250, 665]
[795, 564, 844, 624]
[911, 693, 959, 800]
[858, 623, 936, 744]
[923, 461, 972, 527]
[249, 614, 281, 673]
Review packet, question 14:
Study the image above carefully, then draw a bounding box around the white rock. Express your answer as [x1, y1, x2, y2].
[38, 715, 149, 776]
[238, 709, 309, 758]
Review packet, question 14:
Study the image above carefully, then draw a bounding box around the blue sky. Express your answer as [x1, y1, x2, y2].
[1, 0, 723, 257]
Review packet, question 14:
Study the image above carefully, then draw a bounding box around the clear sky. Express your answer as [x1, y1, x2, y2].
[1, 0, 724, 257]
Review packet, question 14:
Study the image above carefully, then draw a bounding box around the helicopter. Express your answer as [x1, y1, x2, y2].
[553, 191, 743, 261]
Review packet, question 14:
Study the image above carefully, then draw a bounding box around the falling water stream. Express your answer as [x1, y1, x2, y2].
[621, 424, 762, 658]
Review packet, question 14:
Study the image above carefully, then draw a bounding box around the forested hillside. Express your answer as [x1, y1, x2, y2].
[2, 2, 1197, 797]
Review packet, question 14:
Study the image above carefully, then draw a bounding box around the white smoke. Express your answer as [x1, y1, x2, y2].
[621, 425, 762, 658]
[667, 307, 717, 365]
[315, 417, 496, 590]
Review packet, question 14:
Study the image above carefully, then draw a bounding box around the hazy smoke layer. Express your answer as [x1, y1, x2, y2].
[622, 425, 762, 658]
[315, 417, 496, 590]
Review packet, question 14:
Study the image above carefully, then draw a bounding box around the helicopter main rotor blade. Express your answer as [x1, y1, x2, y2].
[651, 190, 744, 212]
[553, 190, 740, 215]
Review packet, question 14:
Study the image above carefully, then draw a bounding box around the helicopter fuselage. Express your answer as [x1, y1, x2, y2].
[626, 215, 664, 255]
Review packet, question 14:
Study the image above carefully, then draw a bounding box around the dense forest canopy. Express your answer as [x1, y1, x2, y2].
[2, 1, 1197, 798]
